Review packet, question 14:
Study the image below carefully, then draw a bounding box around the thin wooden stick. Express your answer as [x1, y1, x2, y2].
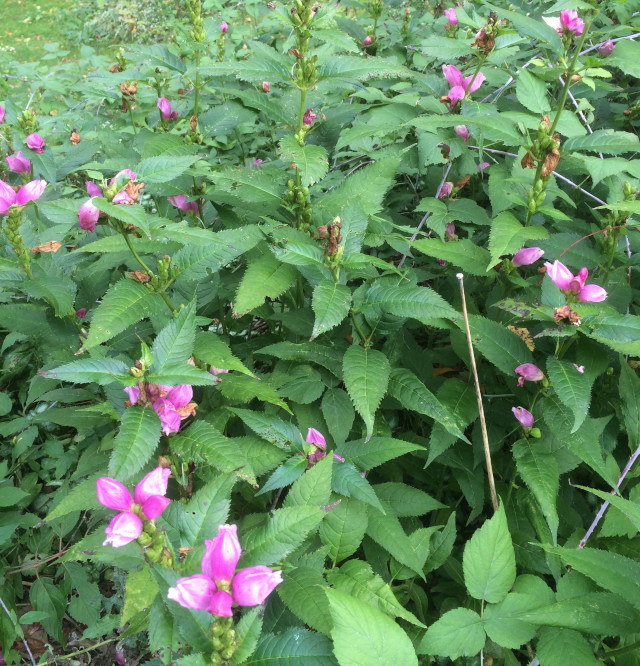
[456, 273, 499, 512]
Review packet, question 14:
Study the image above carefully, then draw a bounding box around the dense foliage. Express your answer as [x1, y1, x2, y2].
[2, 0, 640, 663]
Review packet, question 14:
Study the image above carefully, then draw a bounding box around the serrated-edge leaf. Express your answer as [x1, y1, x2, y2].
[151, 301, 196, 372]
[42, 358, 130, 385]
[418, 608, 485, 659]
[108, 406, 162, 480]
[311, 280, 351, 339]
[547, 357, 592, 433]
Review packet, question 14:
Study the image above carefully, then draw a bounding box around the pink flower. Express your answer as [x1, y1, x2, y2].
[515, 363, 544, 387]
[0, 105, 4, 124]
[153, 397, 182, 435]
[444, 8, 457, 27]
[442, 64, 485, 109]
[512, 406, 534, 428]
[544, 260, 607, 302]
[165, 384, 193, 408]
[445, 222, 456, 240]
[168, 194, 199, 214]
[26, 133, 45, 153]
[477, 161, 490, 172]
[124, 386, 140, 404]
[109, 169, 135, 187]
[454, 125, 469, 141]
[134, 467, 171, 506]
[86, 181, 103, 197]
[437, 182, 453, 198]
[112, 190, 134, 205]
[0, 179, 47, 214]
[75, 308, 87, 318]
[202, 524, 242, 586]
[598, 39, 615, 57]
[251, 159, 263, 167]
[231, 566, 284, 606]
[208, 590, 233, 617]
[512, 247, 544, 266]
[78, 198, 100, 232]
[303, 108, 318, 126]
[574, 364, 585, 373]
[96, 477, 133, 511]
[103, 512, 142, 547]
[220, 20, 228, 33]
[560, 10, 584, 35]
[363, 35, 375, 46]
[6, 150, 31, 173]
[168, 575, 216, 610]
[306, 427, 326, 449]
[157, 97, 178, 120]
[262, 82, 270, 92]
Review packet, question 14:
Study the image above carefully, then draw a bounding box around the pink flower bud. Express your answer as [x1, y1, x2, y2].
[202, 524, 242, 585]
[112, 190, 134, 205]
[514, 363, 544, 387]
[165, 384, 193, 409]
[168, 194, 199, 214]
[78, 198, 100, 232]
[306, 427, 326, 449]
[303, 108, 318, 126]
[0, 105, 4, 124]
[168, 574, 216, 610]
[6, 150, 31, 173]
[512, 406, 534, 428]
[445, 222, 456, 240]
[251, 159, 263, 167]
[544, 260, 574, 291]
[363, 35, 374, 46]
[512, 247, 544, 266]
[134, 467, 171, 505]
[437, 182, 453, 198]
[454, 125, 469, 141]
[220, 20, 228, 33]
[208, 590, 233, 617]
[444, 8, 458, 26]
[577, 283, 607, 302]
[75, 308, 87, 318]
[86, 181, 102, 197]
[103, 511, 142, 547]
[157, 97, 177, 120]
[26, 133, 45, 153]
[262, 82, 270, 92]
[96, 477, 133, 511]
[124, 386, 140, 404]
[598, 39, 615, 57]
[115, 650, 125, 666]
[232, 566, 283, 606]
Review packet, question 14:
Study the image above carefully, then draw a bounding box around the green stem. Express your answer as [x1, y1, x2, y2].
[296, 274, 304, 308]
[194, 51, 201, 117]
[159, 290, 178, 315]
[122, 231, 153, 275]
[601, 637, 640, 660]
[128, 105, 137, 135]
[297, 88, 308, 134]
[349, 311, 369, 346]
[38, 638, 118, 665]
[464, 55, 486, 101]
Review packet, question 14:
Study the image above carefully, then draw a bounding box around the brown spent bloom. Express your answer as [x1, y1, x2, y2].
[129, 271, 151, 283]
[324, 217, 343, 257]
[472, 29, 495, 54]
[190, 115, 198, 132]
[455, 176, 470, 190]
[70, 130, 81, 145]
[31, 241, 62, 254]
[124, 180, 145, 203]
[553, 304, 581, 325]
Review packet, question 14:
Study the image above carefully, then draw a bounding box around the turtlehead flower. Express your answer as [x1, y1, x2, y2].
[477, 161, 490, 172]
[445, 222, 456, 240]
[454, 125, 469, 141]
[6, 150, 31, 173]
[26, 133, 45, 153]
[109, 169, 135, 188]
[262, 81, 270, 92]
[124, 382, 196, 435]
[515, 363, 544, 387]
[512, 406, 534, 428]
[251, 159, 263, 167]
[574, 364, 585, 373]
[543, 10, 584, 36]
[513, 247, 544, 266]
[168, 524, 282, 617]
[75, 308, 87, 318]
[303, 108, 318, 126]
[0, 105, 5, 123]
[598, 39, 615, 57]
[104, 512, 142, 548]
[0, 179, 46, 214]
[443, 64, 485, 109]
[363, 35, 375, 46]
[220, 20, 228, 33]
[437, 181, 453, 198]
[78, 198, 100, 232]
[544, 260, 607, 303]
[444, 8, 457, 27]
[86, 181, 103, 197]
[168, 194, 199, 214]
[157, 97, 178, 120]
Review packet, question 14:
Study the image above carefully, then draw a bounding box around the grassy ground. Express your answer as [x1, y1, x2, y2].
[4, 0, 86, 61]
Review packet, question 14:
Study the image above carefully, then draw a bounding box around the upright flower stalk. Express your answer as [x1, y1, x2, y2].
[186, 0, 206, 117]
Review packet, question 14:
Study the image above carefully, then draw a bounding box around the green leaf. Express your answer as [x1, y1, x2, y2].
[240, 506, 325, 567]
[42, 358, 130, 385]
[536, 627, 599, 666]
[487, 4, 563, 52]
[146, 364, 222, 387]
[23, 276, 76, 317]
[366, 506, 424, 576]
[583, 313, 640, 355]
[412, 238, 492, 276]
[231, 608, 263, 666]
[284, 455, 333, 508]
[342, 345, 390, 441]
[619, 360, 640, 448]
[228, 408, 302, 451]
[151, 301, 196, 372]
[278, 136, 329, 187]
[122, 568, 159, 625]
[30, 578, 67, 645]
[487, 211, 548, 268]
[546, 357, 592, 433]
[576, 485, 640, 532]
[335, 436, 423, 471]
[246, 628, 337, 666]
[219, 374, 292, 413]
[516, 68, 550, 114]
[332, 461, 385, 513]
[606, 38, 640, 78]
[564, 130, 640, 155]
[92, 198, 151, 239]
[257, 342, 344, 377]
[278, 567, 331, 635]
[256, 456, 308, 496]
[318, 56, 414, 82]
[321, 388, 354, 445]
[482, 593, 540, 649]
[83, 278, 159, 351]
[234, 252, 298, 315]
[388, 368, 468, 443]
[327, 588, 418, 666]
[418, 608, 485, 660]
[513, 438, 559, 544]
[372, 482, 444, 517]
[463, 504, 516, 603]
[108, 406, 162, 480]
[136, 155, 200, 183]
[311, 281, 351, 339]
[45, 474, 100, 522]
[193, 332, 254, 377]
[467, 314, 534, 375]
[319, 496, 368, 562]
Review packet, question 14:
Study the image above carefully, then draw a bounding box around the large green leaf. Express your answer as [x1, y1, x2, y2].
[583, 313, 640, 356]
[619, 359, 640, 450]
[412, 238, 492, 276]
[151, 301, 196, 372]
[278, 567, 331, 635]
[418, 608, 485, 660]
[467, 314, 534, 375]
[563, 130, 640, 155]
[246, 628, 337, 666]
[536, 627, 598, 666]
[92, 198, 152, 239]
[327, 589, 418, 666]
[42, 358, 130, 385]
[487, 211, 548, 268]
[219, 374, 292, 413]
[515, 68, 550, 115]
[335, 436, 423, 470]
[256, 457, 308, 496]
[136, 155, 200, 183]
[463, 504, 516, 603]
[342, 345, 390, 441]
[23, 276, 76, 318]
[321, 388, 354, 445]
[319, 496, 368, 563]
[279, 136, 329, 187]
[311, 280, 351, 339]
[193, 332, 254, 377]
[546, 357, 592, 433]
[318, 56, 413, 81]
[332, 461, 385, 513]
[284, 455, 333, 508]
[83, 278, 159, 351]
[483, 593, 539, 649]
[108, 406, 162, 480]
[228, 408, 303, 451]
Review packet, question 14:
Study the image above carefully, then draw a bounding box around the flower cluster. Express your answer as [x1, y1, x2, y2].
[157, 97, 179, 121]
[544, 260, 607, 302]
[97, 467, 171, 547]
[543, 10, 584, 37]
[305, 428, 345, 466]
[0, 179, 47, 214]
[442, 64, 485, 109]
[168, 524, 282, 617]
[125, 382, 197, 435]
